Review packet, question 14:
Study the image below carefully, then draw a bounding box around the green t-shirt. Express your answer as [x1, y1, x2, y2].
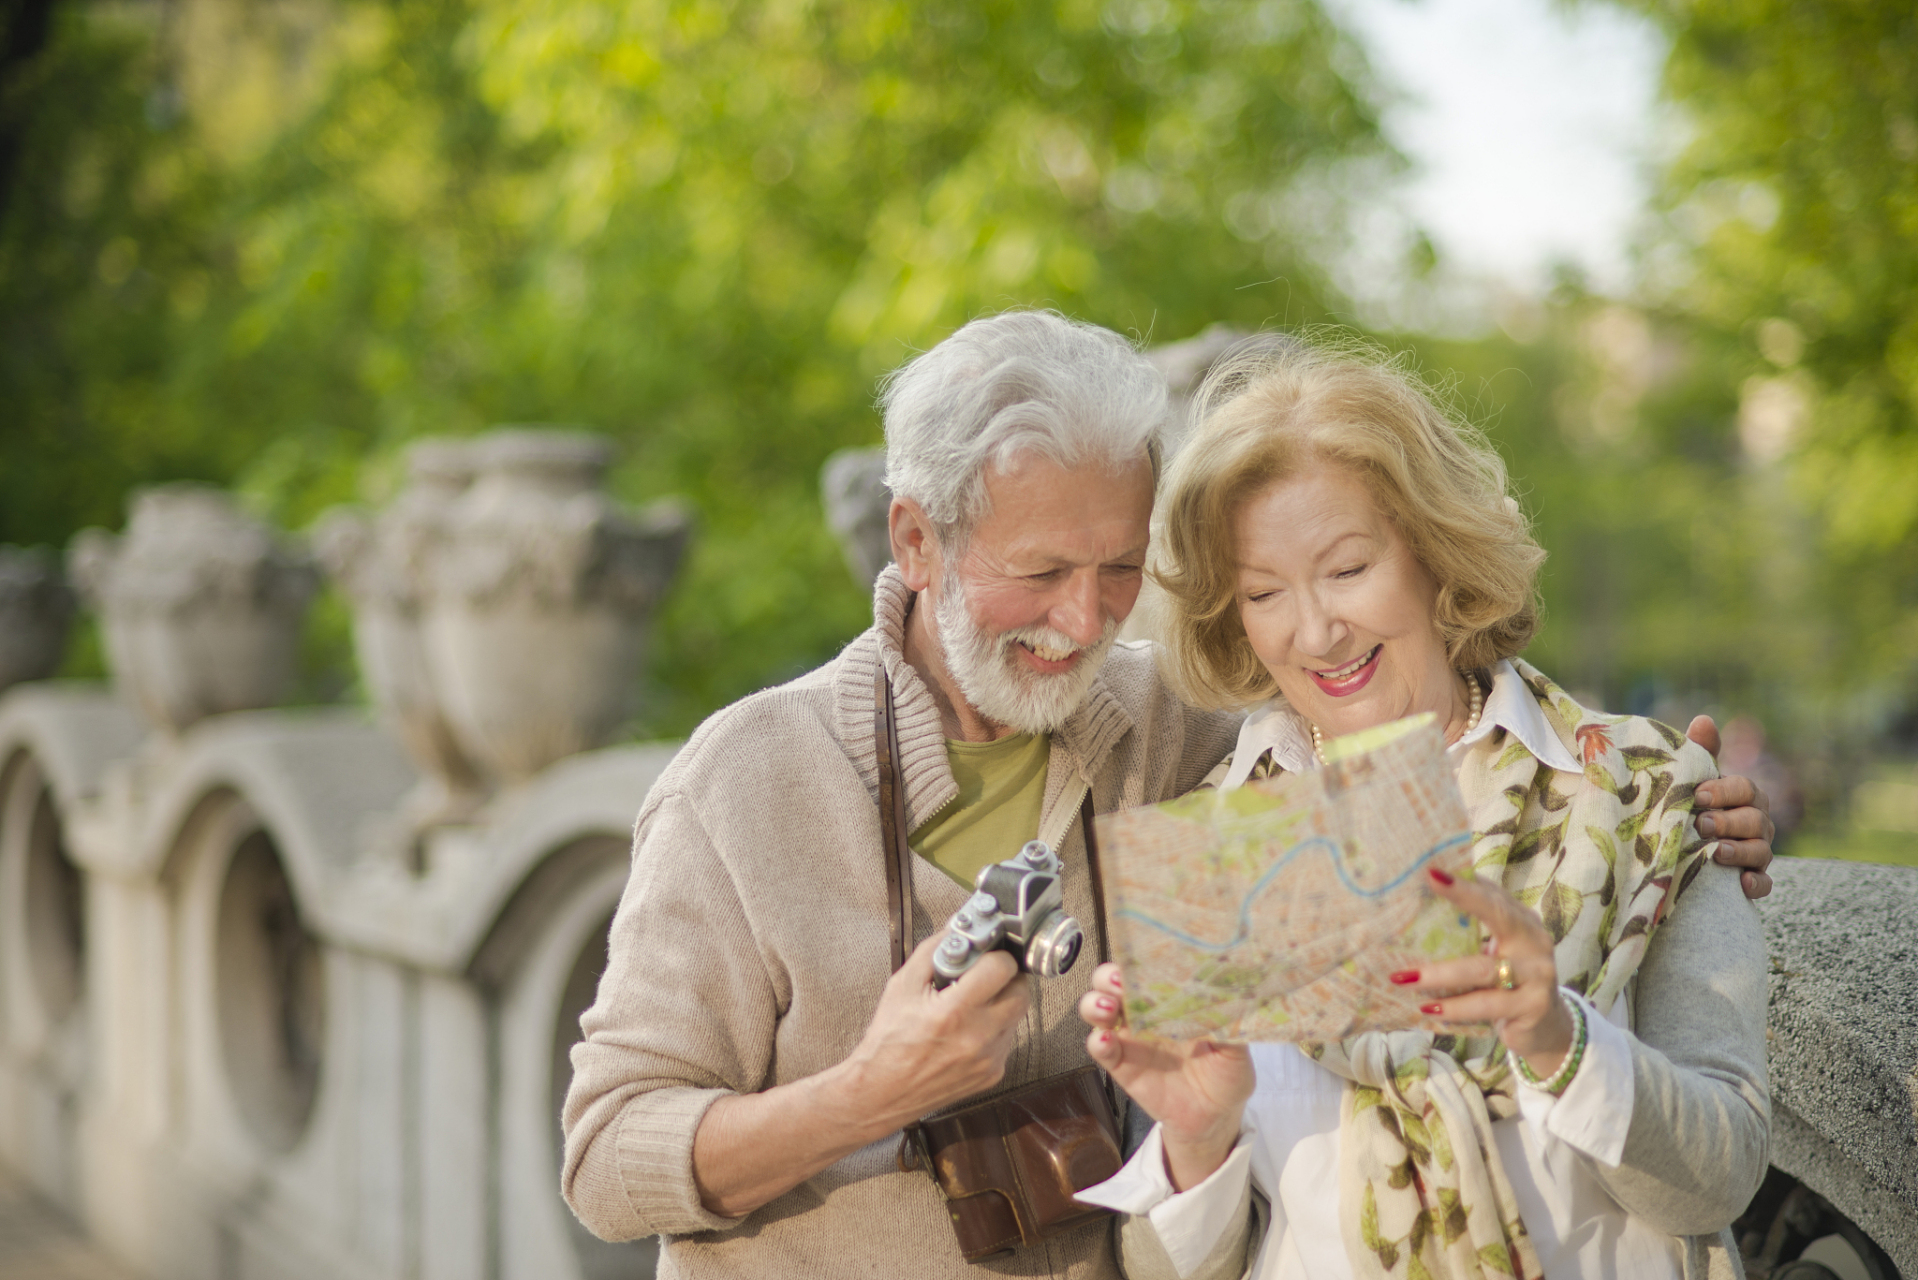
[910, 732, 1051, 890]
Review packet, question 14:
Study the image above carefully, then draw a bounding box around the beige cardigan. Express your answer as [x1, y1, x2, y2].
[561, 567, 1241, 1279]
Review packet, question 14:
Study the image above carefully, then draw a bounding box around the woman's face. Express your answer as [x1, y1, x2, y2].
[1233, 464, 1457, 738]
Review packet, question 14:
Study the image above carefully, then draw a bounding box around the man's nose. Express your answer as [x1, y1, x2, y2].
[1049, 571, 1106, 648]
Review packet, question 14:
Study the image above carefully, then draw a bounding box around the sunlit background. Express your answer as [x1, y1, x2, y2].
[3, 0, 1914, 865]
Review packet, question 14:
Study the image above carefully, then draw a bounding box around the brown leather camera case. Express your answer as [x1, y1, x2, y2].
[908, 1066, 1124, 1261]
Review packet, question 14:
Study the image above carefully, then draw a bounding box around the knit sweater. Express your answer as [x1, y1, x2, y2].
[560, 566, 1242, 1279]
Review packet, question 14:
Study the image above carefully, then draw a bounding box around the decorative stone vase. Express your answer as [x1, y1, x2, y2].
[68, 485, 318, 734]
[314, 439, 489, 826]
[820, 447, 892, 587]
[421, 430, 692, 785]
[0, 546, 76, 695]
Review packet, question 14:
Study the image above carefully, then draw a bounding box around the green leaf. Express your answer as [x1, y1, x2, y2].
[1437, 1188, 1469, 1243]
[1540, 880, 1585, 940]
[1619, 746, 1674, 773]
[1478, 1241, 1517, 1275]
[1585, 824, 1619, 872]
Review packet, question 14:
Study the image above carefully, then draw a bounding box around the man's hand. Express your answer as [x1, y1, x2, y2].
[1687, 715, 1777, 900]
[691, 932, 1029, 1218]
[838, 932, 1032, 1123]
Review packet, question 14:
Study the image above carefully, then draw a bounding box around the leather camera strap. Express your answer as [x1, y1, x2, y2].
[875, 668, 914, 974]
[873, 667, 1107, 974]
[1078, 790, 1110, 966]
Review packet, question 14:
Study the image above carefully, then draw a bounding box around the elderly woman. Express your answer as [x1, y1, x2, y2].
[1075, 339, 1770, 1280]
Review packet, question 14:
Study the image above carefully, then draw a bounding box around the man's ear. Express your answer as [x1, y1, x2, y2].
[889, 498, 940, 592]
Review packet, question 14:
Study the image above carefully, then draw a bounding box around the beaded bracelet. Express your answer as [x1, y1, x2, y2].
[1512, 991, 1588, 1096]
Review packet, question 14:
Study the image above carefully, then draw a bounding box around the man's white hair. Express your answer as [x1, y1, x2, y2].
[879, 311, 1168, 541]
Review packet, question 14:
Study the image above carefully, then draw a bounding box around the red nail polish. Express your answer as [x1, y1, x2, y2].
[1096, 996, 1116, 1012]
[1420, 1002, 1443, 1016]
[1096, 1031, 1111, 1046]
[1428, 867, 1455, 886]
[1389, 970, 1420, 985]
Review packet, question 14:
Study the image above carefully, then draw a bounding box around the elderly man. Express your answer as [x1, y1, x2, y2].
[561, 311, 1775, 1279]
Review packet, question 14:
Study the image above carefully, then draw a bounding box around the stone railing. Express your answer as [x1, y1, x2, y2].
[0, 428, 686, 1280]
[1, 416, 1914, 1280]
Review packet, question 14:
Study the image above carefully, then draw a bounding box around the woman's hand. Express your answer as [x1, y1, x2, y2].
[1397, 868, 1577, 1078]
[1080, 963, 1255, 1191]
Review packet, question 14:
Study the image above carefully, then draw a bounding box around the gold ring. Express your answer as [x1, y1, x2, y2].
[1496, 957, 1516, 991]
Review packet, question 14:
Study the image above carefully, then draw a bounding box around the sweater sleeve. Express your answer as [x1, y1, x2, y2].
[1587, 857, 1771, 1236]
[560, 790, 774, 1240]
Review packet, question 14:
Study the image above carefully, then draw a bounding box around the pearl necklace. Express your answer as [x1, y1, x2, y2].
[1310, 670, 1483, 765]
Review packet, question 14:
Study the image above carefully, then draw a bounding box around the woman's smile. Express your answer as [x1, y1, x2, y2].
[1308, 644, 1382, 696]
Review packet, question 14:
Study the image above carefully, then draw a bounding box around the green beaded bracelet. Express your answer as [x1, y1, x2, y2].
[1513, 992, 1588, 1096]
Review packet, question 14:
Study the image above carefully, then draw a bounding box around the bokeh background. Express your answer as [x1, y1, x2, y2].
[3, 0, 1914, 864]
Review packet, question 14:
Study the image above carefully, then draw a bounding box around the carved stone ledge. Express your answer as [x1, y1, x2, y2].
[314, 439, 488, 827]
[68, 485, 317, 735]
[420, 429, 693, 786]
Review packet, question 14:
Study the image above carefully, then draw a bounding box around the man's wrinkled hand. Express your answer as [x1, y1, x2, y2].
[1687, 715, 1776, 900]
[839, 932, 1030, 1130]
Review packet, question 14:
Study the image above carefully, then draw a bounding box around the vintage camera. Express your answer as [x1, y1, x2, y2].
[931, 841, 1084, 989]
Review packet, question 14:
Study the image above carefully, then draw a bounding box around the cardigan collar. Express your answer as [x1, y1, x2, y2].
[1220, 658, 1581, 789]
[833, 564, 1134, 832]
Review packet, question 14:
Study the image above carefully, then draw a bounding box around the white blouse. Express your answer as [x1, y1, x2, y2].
[1075, 661, 1688, 1280]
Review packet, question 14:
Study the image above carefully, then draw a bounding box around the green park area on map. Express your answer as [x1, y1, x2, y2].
[1098, 715, 1483, 1042]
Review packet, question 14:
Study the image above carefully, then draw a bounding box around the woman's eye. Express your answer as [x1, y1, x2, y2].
[1334, 564, 1367, 580]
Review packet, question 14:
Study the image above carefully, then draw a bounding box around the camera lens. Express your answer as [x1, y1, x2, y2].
[1024, 912, 1084, 979]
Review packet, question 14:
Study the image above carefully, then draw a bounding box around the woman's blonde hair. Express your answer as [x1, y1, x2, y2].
[1154, 333, 1545, 710]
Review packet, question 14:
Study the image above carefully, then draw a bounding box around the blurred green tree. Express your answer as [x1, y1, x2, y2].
[1, 0, 1399, 730]
[1611, 0, 1918, 690]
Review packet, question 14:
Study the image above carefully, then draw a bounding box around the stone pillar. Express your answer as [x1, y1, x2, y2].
[421, 430, 692, 786]
[67, 486, 318, 735]
[315, 440, 489, 826]
[820, 447, 892, 588]
[0, 548, 75, 695]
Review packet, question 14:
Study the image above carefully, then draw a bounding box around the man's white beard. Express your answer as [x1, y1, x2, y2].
[934, 568, 1118, 735]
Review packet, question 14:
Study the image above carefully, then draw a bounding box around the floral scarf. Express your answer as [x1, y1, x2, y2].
[1293, 661, 1719, 1280]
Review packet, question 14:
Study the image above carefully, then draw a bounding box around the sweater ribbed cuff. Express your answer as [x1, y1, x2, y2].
[615, 1085, 744, 1235]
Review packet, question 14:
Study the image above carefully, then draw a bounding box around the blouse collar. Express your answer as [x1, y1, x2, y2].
[1221, 658, 1582, 791]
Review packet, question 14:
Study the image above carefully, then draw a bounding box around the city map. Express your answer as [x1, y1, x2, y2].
[1098, 714, 1482, 1042]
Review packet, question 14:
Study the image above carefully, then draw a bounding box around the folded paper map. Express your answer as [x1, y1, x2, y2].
[1098, 713, 1482, 1042]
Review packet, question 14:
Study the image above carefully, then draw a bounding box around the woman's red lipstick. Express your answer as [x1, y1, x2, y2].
[1307, 644, 1381, 697]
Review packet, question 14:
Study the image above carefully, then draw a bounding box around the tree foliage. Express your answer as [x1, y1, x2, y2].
[1614, 0, 1918, 692]
[0, 0, 1398, 729]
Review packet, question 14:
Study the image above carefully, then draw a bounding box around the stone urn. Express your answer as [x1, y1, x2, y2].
[314, 439, 489, 825]
[68, 485, 318, 734]
[421, 429, 692, 785]
[0, 546, 76, 695]
[820, 447, 892, 587]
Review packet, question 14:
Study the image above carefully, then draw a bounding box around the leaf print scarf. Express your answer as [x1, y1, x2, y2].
[1306, 660, 1719, 1280]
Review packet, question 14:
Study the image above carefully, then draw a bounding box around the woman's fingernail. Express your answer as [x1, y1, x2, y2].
[1428, 867, 1455, 886]
[1389, 970, 1420, 985]
[1096, 996, 1116, 1013]
[1112, 972, 1124, 990]
[1096, 1031, 1112, 1047]
[1420, 1002, 1443, 1016]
